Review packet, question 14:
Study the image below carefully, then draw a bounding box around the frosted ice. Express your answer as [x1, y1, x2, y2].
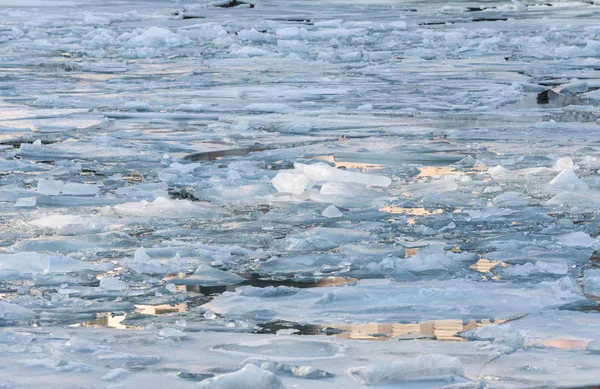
[198, 365, 285, 389]
[322, 205, 343, 218]
[348, 354, 465, 385]
[36, 179, 64, 195]
[271, 171, 311, 195]
[295, 163, 391, 187]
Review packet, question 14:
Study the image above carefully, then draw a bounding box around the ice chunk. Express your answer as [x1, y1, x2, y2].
[555, 231, 595, 247]
[99, 277, 127, 290]
[307, 227, 370, 249]
[101, 368, 129, 382]
[295, 163, 391, 187]
[240, 358, 333, 379]
[15, 197, 36, 207]
[64, 337, 99, 353]
[83, 13, 110, 25]
[493, 192, 529, 208]
[37, 179, 63, 195]
[0, 252, 89, 277]
[584, 269, 600, 297]
[488, 165, 511, 180]
[554, 156, 575, 171]
[348, 354, 465, 385]
[168, 264, 244, 286]
[271, 171, 311, 194]
[198, 365, 285, 389]
[61, 183, 99, 196]
[125, 26, 190, 48]
[501, 261, 568, 277]
[0, 302, 36, 322]
[548, 169, 588, 192]
[558, 81, 588, 94]
[113, 197, 227, 219]
[322, 205, 343, 218]
[512, 0, 526, 12]
[158, 327, 186, 339]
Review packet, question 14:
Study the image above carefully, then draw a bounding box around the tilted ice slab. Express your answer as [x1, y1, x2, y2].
[0, 252, 91, 279]
[206, 277, 588, 324]
[112, 197, 228, 219]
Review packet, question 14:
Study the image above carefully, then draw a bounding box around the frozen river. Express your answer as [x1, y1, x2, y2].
[1, 0, 600, 387]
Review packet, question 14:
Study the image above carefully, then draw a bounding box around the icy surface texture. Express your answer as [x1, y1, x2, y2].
[1, 0, 600, 387]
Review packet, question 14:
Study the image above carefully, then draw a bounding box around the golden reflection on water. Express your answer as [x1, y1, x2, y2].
[470, 258, 505, 273]
[70, 303, 187, 330]
[541, 338, 589, 349]
[325, 318, 509, 341]
[417, 166, 460, 178]
[313, 155, 384, 171]
[380, 206, 444, 215]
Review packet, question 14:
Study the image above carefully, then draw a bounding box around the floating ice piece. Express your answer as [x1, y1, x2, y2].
[548, 169, 588, 192]
[240, 358, 333, 379]
[213, 338, 342, 360]
[101, 368, 129, 382]
[584, 269, 600, 297]
[113, 197, 227, 219]
[37, 179, 63, 195]
[124, 247, 172, 275]
[501, 261, 568, 277]
[82, 13, 110, 25]
[388, 20, 407, 30]
[493, 192, 529, 208]
[307, 227, 370, 249]
[295, 163, 391, 187]
[64, 337, 99, 353]
[488, 165, 511, 181]
[0, 302, 36, 322]
[99, 277, 127, 290]
[158, 327, 186, 339]
[553, 156, 575, 171]
[198, 364, 285, 389]
[208, 277, 586, 324]
[29, 215, 114, 234]
[555, 231, 595, 247]
[557, 81, 588, 94]
[348, 354, 465, 385]
[0, 252, 89, 277]
[461, 323, 525, 352]
[61, 183, 99, 196]
[15, 197, 36, 207]
[271, 171, 311, 195]
[512, 0, 526, 11]
[322, 205, 343, 218]
[167, 264, 244, 286]
[125, 26, 190, 48]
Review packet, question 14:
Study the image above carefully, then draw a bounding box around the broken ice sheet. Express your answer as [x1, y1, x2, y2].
[2, 0, 600, 387]
[205, 278, 589, 324]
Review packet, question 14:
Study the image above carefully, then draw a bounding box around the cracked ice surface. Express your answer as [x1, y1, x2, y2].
[2, 0, 600, 387]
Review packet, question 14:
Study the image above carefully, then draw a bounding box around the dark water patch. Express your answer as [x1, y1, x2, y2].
[215, 0, 254, 8]
[184, 146, 271, 161]
[472, 17, 508, 22]
[240, 274, 358, 289]
[178, 372, 214, 381]
[168, 187, 200, 202]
